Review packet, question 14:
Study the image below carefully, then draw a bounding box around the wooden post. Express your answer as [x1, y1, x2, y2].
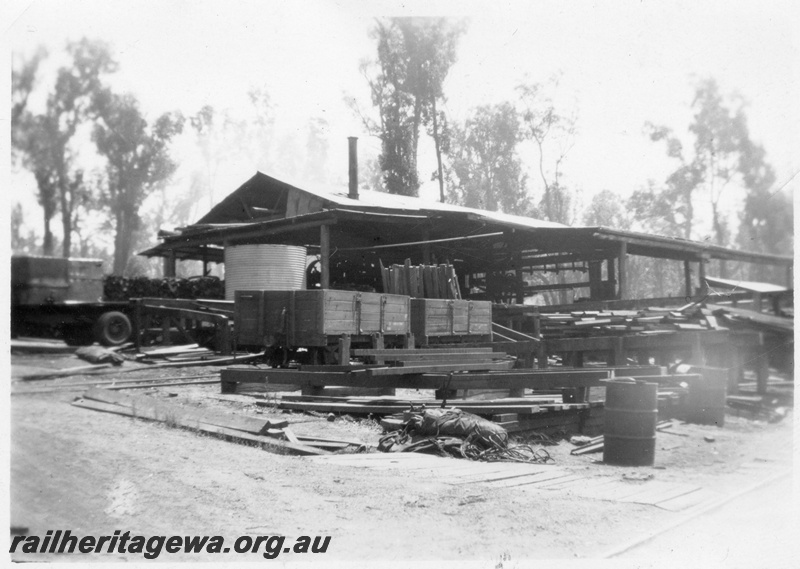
[217, 319, 232, 355]
[163, 252, 176, 278]
[611, 336, 626, 366]
[690, 332, 705, 366]
[753, 332, 769, 395]
[515, 250, 525, 304]
[606, 257, 616, 300]
[617, 241, 628, 300]
[537, 343, 548, 369]
[588, 261, 603, 300]
[422, 227, 432, 265]
[698, 257, 707, 295]
[337, 334, 351, 366]
[684, 260, 692, 298]
[755, 349, 769, 395]
[161, 316, 172, 346]
[729, 349, 744, 394]
[320, 224, 331, 289]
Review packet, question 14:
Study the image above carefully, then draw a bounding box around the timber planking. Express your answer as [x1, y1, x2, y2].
[220, 367, 613, 392]
[73, 392, 327, 456]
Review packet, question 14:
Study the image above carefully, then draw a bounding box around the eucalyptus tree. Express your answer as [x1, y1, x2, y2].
[12, 39, 116, 256]
[92, 91, 184, 274]
[355, 17, 465, 197]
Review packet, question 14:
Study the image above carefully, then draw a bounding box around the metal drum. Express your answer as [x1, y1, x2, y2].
[603, 378, 658, 466]
[684, 367, 727, 427]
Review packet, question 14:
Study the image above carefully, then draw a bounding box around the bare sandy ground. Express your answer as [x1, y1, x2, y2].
[8, 352, 795, 565]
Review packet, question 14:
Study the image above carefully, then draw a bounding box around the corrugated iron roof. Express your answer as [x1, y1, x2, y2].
[195, 171, 567, 230]
[151, 171, 791, 268]
[276, 173, 570, 230]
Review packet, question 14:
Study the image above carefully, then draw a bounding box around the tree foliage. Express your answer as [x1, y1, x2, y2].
[445, 102, 529, 214]
[517, 76, 577, 224]
[304, 117, 330, 184]
[641, 78, 780, 249]
[356, 17, 465, 196]
[12, 38, 117, 257]
[92, 91, 184, 274]
[11, 46, 47, 153]
[583, 189, 631, 230]
[189, 104, 248, 210]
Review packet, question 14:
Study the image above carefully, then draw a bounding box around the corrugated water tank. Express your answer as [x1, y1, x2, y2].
[224, 244, 307, 300]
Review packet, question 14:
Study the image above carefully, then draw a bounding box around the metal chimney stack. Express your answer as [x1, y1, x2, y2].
[348, 136, 359, 200]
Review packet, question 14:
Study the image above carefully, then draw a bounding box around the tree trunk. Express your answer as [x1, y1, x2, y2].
[42, 212, 54, 256]
[56, 154, 72, 258]
[113, 211, 129, 275]
[60, 192, 71, 258]
[684, 189, 694, 240]
[431, 98, 445, 203]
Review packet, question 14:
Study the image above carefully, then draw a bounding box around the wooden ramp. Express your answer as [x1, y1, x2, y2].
[308, 453, 717, 511]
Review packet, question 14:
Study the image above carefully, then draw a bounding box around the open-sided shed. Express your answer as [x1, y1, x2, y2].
[141, 169, 792, 305]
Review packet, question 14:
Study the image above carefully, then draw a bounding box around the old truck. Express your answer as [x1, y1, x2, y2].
[11, 255, 133, 346]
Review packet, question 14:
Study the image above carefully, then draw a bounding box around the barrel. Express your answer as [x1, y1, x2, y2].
[224, 245, 307, 300]
[684, 367, 727, 427]
[603, 378, 658, 466]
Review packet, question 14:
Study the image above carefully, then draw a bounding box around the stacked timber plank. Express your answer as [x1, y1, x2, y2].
[380, 260, 461, 299]
[221, 365, 613, 393]
[537, 305, 718, 340]
[274, 393, 565, 416]
[352, 347, 510, 366]
[706, 303, 793, 334]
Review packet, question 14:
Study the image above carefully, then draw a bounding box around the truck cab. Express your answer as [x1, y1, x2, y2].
[11, 255, 133, 346]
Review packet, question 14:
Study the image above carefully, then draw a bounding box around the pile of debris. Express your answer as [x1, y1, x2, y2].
[378, 406, 554, 464]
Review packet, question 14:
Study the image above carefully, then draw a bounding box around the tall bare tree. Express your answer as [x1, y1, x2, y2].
[517, 76, 578, 225]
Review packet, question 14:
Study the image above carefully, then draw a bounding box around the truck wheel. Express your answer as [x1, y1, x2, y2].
[94, 311, 132, 346]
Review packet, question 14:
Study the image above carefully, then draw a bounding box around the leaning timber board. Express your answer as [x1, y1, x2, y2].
[235, 289, 410, 347]
[410, 298, 492, 339]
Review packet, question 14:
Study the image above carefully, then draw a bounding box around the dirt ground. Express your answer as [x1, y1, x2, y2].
[7, 349, 797, 566]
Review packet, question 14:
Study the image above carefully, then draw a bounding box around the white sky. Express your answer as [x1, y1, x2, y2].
[4, 0, 799, 241]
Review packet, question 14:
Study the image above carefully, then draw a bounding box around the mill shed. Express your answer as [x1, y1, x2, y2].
[141, 143, 792, 307]
[139, 141, 793, 391]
